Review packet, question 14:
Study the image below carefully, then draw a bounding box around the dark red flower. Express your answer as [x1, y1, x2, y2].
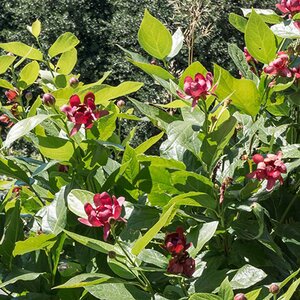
[264, 52, 292, 77]
[167, 252, 195, 277]
[247, 151, 287, 191]
[177, 72, 215, 109]
[58, 164, 69, 173]
[78, 192, 125, 241]
[61, 92, 108, 136]
[5, 90, 18, 103]
[43, 93, 56, 106]
[0, 114, 13, 127]
[163, 227, 191, 255]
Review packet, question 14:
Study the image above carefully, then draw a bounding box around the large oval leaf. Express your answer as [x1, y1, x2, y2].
[0, 42, 43, 60]
[48, 32, 79, 58]
[67, 189, 94, 218]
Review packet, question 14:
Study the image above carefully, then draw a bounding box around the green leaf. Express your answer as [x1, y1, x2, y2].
[128, 97, 176, 131]
[138, 9, 172, 60]
[108, 258, 136, 279]
[48, 32, 79, 58]
[278, 278, 300, 300]
[0, 156, 30, 184]
[189, 294, 222, 300]
[85, 283, 151, 300]
[18, 61, 40, 88]
[245, 9, 277, 64]
[157, 100, 190, 109]
[67, 189, 94, 219]
[138, 249, 168, 268]
[131, 204, 175, 256]
[137, 155, 186, 170]
[0, 42, 43, 60]
[228, 43, 259, 83]
[230, 264, 267, 289]
[167, 28, 184, 59]
[271, 21, 300, 39]
[0, 55, 16, 74]
[242, 8, 282, 24]
[3, 114, 52, 148]
[0, 273, 43, 289]
[64, 230, 116, 254]
[200, 116, 237, 173]
[190, 221, 219, 258]
[0, 200, 23, 266]
[129, 59, 174, 80]
[218, 277, 234, 300]
[27, 19, 41, 38]
[94, 81, 144, 105]
[135, 132, 164, 154]
[28, 96, 42, 117]
[179, 61, 207, 88]
[56, 48, 77, 75]
[245, 289, 262, 300]
[53, 273, 114, 289]
[122, 144, 139, 184]
[229, 13, 247, 33]
[13, 234, 56, 256]
[214, 64, 261, 116]
[0, 78, 14, 89]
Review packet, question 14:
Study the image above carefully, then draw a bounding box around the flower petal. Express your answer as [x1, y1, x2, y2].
[70, 95, 81, 107]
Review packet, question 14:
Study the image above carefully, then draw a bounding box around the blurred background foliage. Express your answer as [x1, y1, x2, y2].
[0, 0, 275, 148]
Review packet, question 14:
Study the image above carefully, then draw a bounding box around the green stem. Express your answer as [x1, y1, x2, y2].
[179, 277, 189, 298]
[36, 38, 55, 78]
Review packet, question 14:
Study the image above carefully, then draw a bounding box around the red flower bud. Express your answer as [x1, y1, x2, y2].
[116, 99, 125, 108]
[42, 93, 56, 106]
[234, 293, 247, 300]
[69, 77, 79, 88]
[167, 252, 195, 277]
[269, 283, 280, 294]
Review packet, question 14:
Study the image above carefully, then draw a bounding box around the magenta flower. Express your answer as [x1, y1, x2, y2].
[244, 47, 257, 64]
[247, 152, 287, 191]
[264, 52, 292, 77]
[163, 227, 191, 256]
[61, 92, 108, 136]
[78, 192, 125, 241]
[167, 252, 196, 277]
[177, 72, 214, 109]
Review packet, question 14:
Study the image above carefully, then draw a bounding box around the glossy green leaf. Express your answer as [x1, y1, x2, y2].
[230, 264, 267, 289]
[278, 278, 300, 300]
[0, 273, 43, 289]
[94, 81, 144, 105]
[167, 27, 184, 59]
[200, 116, 237, 173]
[27, 19, 41, 38]
[229, 13, 247, 33]
[0, 55, 16, 74]
[48, 32, 79, 58]
[0, 78, 14, 89]
[135, 132, 164, 154]
[108, 258, 136, 279]
[18, 61, 40, 88]
[214, 65, 260, 116]
[245, 9, 277, 64]
[271, 21, 300, 38]
[121, 144, 139, 184]
[129, 59, 174, 80]
[138, 9, 172, 60]
[3, 114, 52, 148]
[57, 48, 77, 74]
[242, 8, 282, 24]
[131, 204, 175, 255]
[190, 294, 222, 300]
[67, 189, 94, 219]
[13, 234, 56, 256]
[245, 289, 262, 300]
[64, 230, 116, 254]
[179, 61, 207, 88]
[138, 249, 168, 268]
[137, 155, 186, 170]
[0, 42, 43, 60]
[218, 277, 234, 300]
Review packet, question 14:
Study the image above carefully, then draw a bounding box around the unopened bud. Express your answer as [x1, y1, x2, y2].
[269, 283, 280, 294]
[25, 92, 33, 101]
[69, 77, 79, 88]
[108, 251, 117, 259]
[150, 59, 157, 65]
[116, 99, 125, 108]
[42, 93, 55, 106]
[234, 294, 247, 300]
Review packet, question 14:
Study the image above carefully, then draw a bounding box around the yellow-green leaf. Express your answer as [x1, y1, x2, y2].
[0, 55, 16, 74]
[0, 42, 43, 60]
[48, 32, 79, 58]
[18, 61, 40, 88]
[56, 48, 77, 75]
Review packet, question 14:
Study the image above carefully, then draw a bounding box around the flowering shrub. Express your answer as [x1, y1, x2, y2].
[0, 1, 299, 300]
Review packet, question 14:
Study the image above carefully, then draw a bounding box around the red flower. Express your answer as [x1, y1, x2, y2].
[167, 252, 195, 277]
[5, 90, 18, 103]
[0, 114, 13, 127]
[177, 72, 214, 109]
[277, 0, 300, 14]
[244, 47, 257, 64]
[264, 52, 292, 77]
[247, 152, 287, 191]
[163, 227, 191, 255]
[78, 192, 125, 241]
[61, 92, 108, 136]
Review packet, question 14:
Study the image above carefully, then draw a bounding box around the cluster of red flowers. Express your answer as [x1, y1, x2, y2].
[163, 227, 195, 277]
[79, 192, 126, 241]
[264, 52, 293, 78]
[0, 90, 20, 127]
[276, 0, 300, 29]
[61, 92, 108, 136]
[178, 72, 215, 109]
[247, 151, 287, 191]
